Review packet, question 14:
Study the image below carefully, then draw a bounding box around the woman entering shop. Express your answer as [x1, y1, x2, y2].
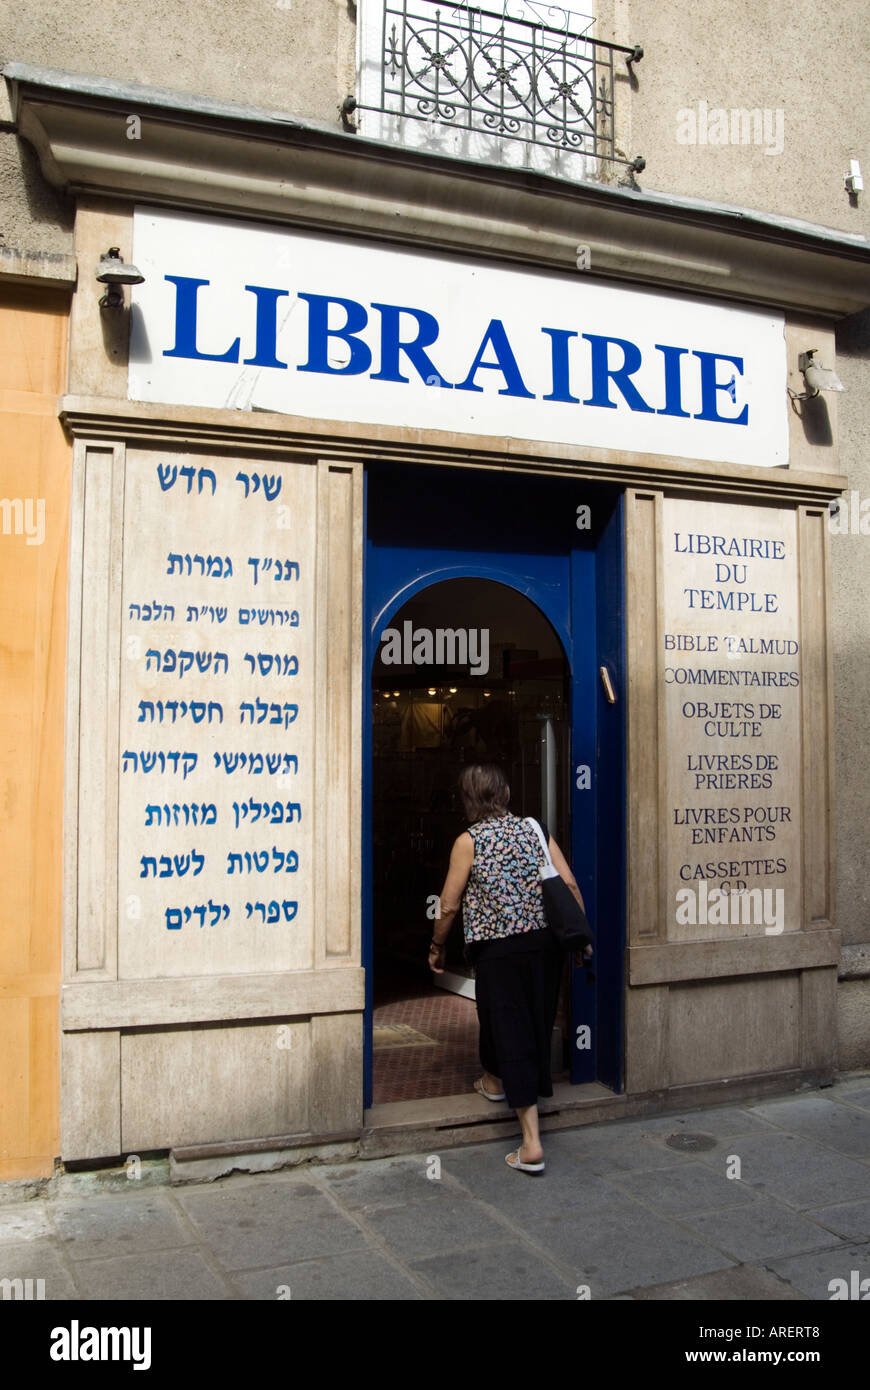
[430, 762, 592, 1175]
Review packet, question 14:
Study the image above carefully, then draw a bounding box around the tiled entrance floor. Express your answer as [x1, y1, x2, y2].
[372, 963, 568, 1104]
[373, 968, 479, 1103]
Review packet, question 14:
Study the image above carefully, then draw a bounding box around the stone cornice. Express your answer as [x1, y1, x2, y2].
[7, 64, 870, 319]
[60, 396, 847, 506]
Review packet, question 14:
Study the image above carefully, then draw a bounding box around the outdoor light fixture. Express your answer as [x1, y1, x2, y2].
[845, 159, 863, 197]
[789, 349, 845, 402]
[96, 247, 145, 307]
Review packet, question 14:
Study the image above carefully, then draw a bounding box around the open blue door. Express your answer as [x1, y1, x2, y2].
[568, 496, 626, 1089]
[362, 463, 625, 1108]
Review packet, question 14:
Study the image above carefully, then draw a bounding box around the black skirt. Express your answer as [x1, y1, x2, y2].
[470, 928, 563, 1109]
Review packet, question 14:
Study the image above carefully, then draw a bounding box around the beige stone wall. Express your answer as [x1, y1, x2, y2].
[3, 1, 356, 121]
[0, 0, 357, 254]
[599, 0, 870, 239]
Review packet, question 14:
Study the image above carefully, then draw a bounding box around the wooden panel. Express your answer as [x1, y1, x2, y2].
[0, 998, 30, 1162]
[0, 285, 70, 1178]
[309, 1012, 364, 1133]
[668, 975, 800, 1085]
[61, 1030, 120, 1160]
[120, 1019, 311, 1151]
[798, 507, 835, 927]
[73, 443, 124, 974]
[0, 284, 68, 393]
[624, 984, 669, 1093]
[314, 461, 363, 963]
[625, 490, 663, 944]
[800, 966, 838, 1073]
[629, 928, 840, 985]
[62, 966, 365, 1031]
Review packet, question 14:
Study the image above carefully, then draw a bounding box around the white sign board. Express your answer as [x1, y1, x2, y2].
[130, 206, 788, 468]
[119, 449, 315, 979]
[661, 497, 801, 941]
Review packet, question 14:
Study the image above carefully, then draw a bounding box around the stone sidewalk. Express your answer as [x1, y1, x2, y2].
[2, 1074, 870, 1301]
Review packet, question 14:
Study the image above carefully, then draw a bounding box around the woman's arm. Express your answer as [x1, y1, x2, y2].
[428, 832, 473, 974]
[548, 834, 593, 963]
[547, 835, 584, 909]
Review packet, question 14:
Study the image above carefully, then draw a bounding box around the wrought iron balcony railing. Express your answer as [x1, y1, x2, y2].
[347, 0, 644, 173]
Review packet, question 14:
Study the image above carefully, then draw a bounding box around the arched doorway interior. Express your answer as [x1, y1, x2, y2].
[371, 578, 570, 1104]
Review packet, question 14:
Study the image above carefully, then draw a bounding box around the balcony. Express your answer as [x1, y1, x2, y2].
[350, 0, 644, 181]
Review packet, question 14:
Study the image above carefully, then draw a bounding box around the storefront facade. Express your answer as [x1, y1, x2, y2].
[4, 61, 870, 1172]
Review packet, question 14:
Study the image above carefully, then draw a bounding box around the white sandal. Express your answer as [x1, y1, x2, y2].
[505, 1146, 545, 1175]
[474, 1076, 506, 1102]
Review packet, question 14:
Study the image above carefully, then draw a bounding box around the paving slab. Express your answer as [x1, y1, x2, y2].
[745, 1096, 870, 1156]
[540, 1123, 697, 1176]
[409, 1240, 578, 1300]
[319, 1153, 460, 1211]
[678, 1197, 849, 1262]
[0, 1240, 78, 1300]
[523, 1205, 736, 1298]
[0, 1203, 54, 1244]
[175, 1179, 369, 1270]
[626, 1264, 811, 1301]
[69, 1247, 231, 1300]
[51, 1193, 193, 1261]
[439, 1138, 627, 1213]
[232, 1250, 423, 1300]
[361, 1192, 513, 1260]
[767, 1243, 870, 1301]
[604, 1160, 757, 1215]
[628, 1104, 778, 1139]
[802, 1198, 870, 1242]
[690, 1131, 870, 1208]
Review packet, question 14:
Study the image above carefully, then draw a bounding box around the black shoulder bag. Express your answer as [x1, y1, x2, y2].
[526, 817, 594, 955]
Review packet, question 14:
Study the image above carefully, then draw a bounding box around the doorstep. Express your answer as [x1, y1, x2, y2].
[361, 1080, 619, 1158]
[359, 1066, 827, 1159]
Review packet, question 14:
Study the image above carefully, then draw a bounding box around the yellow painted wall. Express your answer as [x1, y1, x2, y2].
[0, 284, 69, 1179]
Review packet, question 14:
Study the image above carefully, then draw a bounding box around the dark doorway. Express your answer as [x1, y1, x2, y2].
[372, 578, 571, 1104]
[362, 461, 626, 1112]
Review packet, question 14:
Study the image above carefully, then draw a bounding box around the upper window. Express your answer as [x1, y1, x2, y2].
[353, 0, 642, 182]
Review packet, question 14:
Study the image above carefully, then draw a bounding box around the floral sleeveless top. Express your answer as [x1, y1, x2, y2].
[462, 813, 548, 943]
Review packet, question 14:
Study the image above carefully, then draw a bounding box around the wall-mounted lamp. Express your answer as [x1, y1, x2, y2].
[788, 348, 845, 402]
[845, 159, 863, 199]
[96, 247, 144, 308]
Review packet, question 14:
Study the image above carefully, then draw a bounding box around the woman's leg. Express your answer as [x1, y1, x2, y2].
[478, 953, 540, 1109]
[532, 941, 565, 1099]
[515, 1102, 544, 1163]
[474, 958, 504, 1094]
